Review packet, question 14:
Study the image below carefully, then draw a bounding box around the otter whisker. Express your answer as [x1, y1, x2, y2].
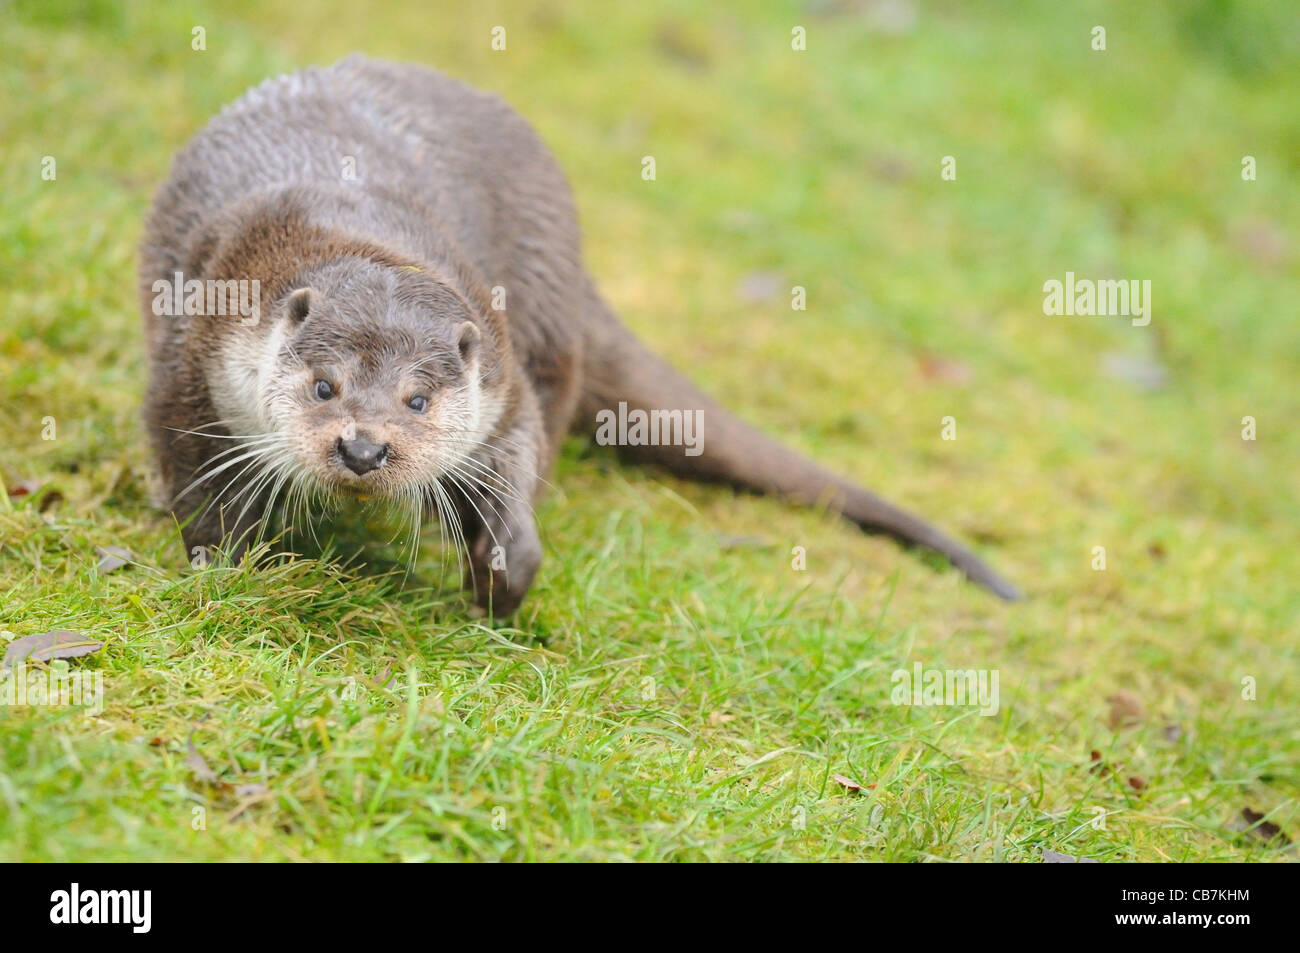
[443, 469, 507, 548]
[200, 434, 285, 461]
[285, 469, 314, 543]
[441, 429, 538, 463]
[224, 458, 283, 539]
[206, 435, 293, 507]
[175, 441, 283, 504]
[442, 481, 472, 578]
[421, 478, 457, 584]
[431, 478, 470, 579]
[278, 470, 305, 543]
[165, 425, 284, 442]
[444, 467, 508, 530]
[245, 458, 298, 547]
[213, 438, 294, 535]
[164, 417, 249, 437]
[401, 485, 424, 576]
[207, 448, 284, 520]
[446, 461, 521, 516]
[298, 473, 325, 548]
[448, 451, 530, 507]
[187, 437, 287, 485]
[446, 431, 553, 495]
[450, 454, 536, 524]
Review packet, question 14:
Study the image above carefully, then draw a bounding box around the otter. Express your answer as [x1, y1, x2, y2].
[139, 56, 1019, 616]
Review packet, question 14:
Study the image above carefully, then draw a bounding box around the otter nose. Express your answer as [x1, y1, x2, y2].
[337, 437, 388, 475]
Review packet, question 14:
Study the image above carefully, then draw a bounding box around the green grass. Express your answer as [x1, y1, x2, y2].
[1, 0, 1297, 861]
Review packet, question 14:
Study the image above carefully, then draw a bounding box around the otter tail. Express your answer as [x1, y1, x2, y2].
[576, 292, 1021, 601]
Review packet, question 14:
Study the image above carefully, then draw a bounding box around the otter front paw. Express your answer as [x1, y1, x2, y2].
[464, 516, 541, 618]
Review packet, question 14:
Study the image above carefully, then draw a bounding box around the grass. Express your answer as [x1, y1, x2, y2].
[1, 0, 1297, 861]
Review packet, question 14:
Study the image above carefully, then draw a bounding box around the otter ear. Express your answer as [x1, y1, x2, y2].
[286, 287, 315, 323]
[456, 320, 481, 363]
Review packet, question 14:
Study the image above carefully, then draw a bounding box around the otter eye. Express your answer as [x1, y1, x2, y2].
[407, 395, 428, 414]
[314, 379, 335, 400]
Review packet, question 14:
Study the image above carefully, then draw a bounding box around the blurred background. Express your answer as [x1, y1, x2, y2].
[0, 0, 1296, 861]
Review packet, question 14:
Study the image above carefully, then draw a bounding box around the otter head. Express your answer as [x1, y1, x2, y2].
[249, 258, 499, 501]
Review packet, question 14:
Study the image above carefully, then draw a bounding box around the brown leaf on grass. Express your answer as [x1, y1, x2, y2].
[184, 723, 275, 812]
[714, 534, 771, 550]
[3, 630, 103, 668]
[7, 479, 45, 497]
[1090, 747, 1144, 786]
[367, 661, 395, 690]
[868, 152, 912, 183]
[917, 352, 973, 384]
[832, 773, 875, 794]
[94, 545, 134, 575]
[227, 784, 273, 822]
[1232, 220, 1287, 268]
[736, 271, 784, 303]
[1235, 808, 1292, 847]
[1041, 847, 1099, 863]
[1102, 352, 1168, 392]
[1089, 749, 1146, 791]
[1106, 690, 1145, 729]
[185, 727, 221, 785]
[7, 479, 63, 512]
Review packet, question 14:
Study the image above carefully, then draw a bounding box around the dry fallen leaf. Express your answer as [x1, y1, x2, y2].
[736, 271, 784, 303]
[7, 479, 63, 512]
[94, 545, 135, 575]
[1106, 690, 1145, 729]
[869, 152, 912, 182]
[714, 534, 771, 550]
[3, 630, 103, 668]
[185, 727, 221, 785]
[367, 661, 395, 690]
[832, 773, 874, 794]
[1042, 847, 1099, 863]
[183, 723, 276, 812]
[1232, 219, 1287, 268]
[1235, 808, 1291, 847]
[1127, 775, 1148, 791]
[1089, 749, 1113, 777]
[918, 352, 973, 384]
[227, 785, 273, 822]
[1102, 351, 1168, 392]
